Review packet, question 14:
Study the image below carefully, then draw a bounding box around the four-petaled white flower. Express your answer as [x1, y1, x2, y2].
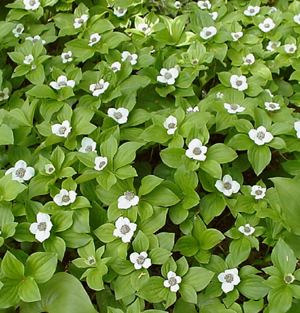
[0, 88, 9, 101]
[113, 7, 127, 17]
[215, 175, 240, 197]
[197, 0, 211, 9]
[230, 74, 248, 91]
[186, 106, 199, 113]
[157, 67, 179, 85]
[231, 32, 243, 41]
[89, 79, 109, 96]
[218, 268, 240, 293]
[259, 18, 276, 32]
[238, 224, 255, 236]
[248, 126, 273, 145]
[209, 12, 218, 20]
[284, 273, 296, 284]
[45, 163, 55, 175]
[121, 51, 138, 65]
[12, 24, 24, 38]
[129, 251, 151, 270]
[51, 120, 72, 138]
[243, 53, 255, 65]
[53, 189, 77, 206]
[61, 51, 73, 63]
[244, 5, 260, 16]
[200, 26, 217, 40]
[224, 103, 245, 114]
[251, 185, 266, 199]
[163, 271, 182, 292]
[107, 107, 129, 124]
[23, 0, 40, 10]
[284, 43, 297, 54]
[24, 54, 34, 65]
[185, 139, 207, 161]
[73, 14, 89, 29]
[266, 41, 281, 52]
[26, 35, 46, 44]
[94, 156, 108, 171]
[294, 14, 300, 25]
[79, 137, 97, 153]
[50, 75, 75, 90]
[174, 1, 182, 9]
[294, 121, 300, 138]
[111, 61, 121, 72]
[265, 101, 280, 111]
[163, 115, 177, 135]
[118, 191, 139, 209]
[113, 217, 137, 243]
[88, 33, 101, 47]
[5, 160, 35, 182]
[137, 23, 151, 35]
[29, 213, 52, 243]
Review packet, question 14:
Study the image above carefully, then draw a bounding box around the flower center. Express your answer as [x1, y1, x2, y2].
[124, 191, 135, 201]
[206, 30, 212, 36]
[230, 103, 238, 110]
[255, 189, 262, 195]
[168, 122, 176, 129]
[98, 161, 106, 168]
[193, 147, 202, 155]
[29, 0, 36, 5]
[62, 195, 70, 202]
[224, 273, 234, 283]
[284, 274, 295, 284]
[164, 72, 172, 80]
[257, 131, 265, 140]
[16, 168, 26, 178]
[120, 224, 130, 234]
[236, 80, 243, 86]
[16, 27, 23, 32]
[58, 80, 67, 87]
[243, 226, 252, 233]
[119, 8, 124, 13]
[136, 255, 146, 265]
[86, 256, 96, 265]
[264, 23, 270, 28]
[59, 126, 66, 134]
[223, 182, 232, 190]
[249, 8, 255, 13]
[289, 47, 295, 52]
[85, 145, 93, 152]
[65, 54, 71, 59]
[37, 222, 47, 231]
[95, 82, 104, 90]
[168, 277, 178, 286]
[113, 111, 122, 119]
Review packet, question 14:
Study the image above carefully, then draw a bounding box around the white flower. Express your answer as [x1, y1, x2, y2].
[24, 54, 34, 65]
[0, 88, 9, 101]
[163, 115, 177, 135]
[118, 191, 139, 209]
[216, 92, 224, 99]
[284, 274, 296, 284]
[29, 213, 52, 243]
[89, 79, 110, 96]
[61, 51, 73, 63]
[163, 271, 182, 292]
[248, 126, 273, 145]
[26, 35, 46, 44]
[294, 14, 300, 25]
[51, 120, 72, 138]
[79, 137, 96, 153]
[111, 61, 121, 72]
[269, 7, 277, 14]
[215, 175, 240, 197]
[137, 23, 151, 35]
[251, 185, 266, 199]
[53, 189, 77, 206]
[284, 43, 297, 54]
[157, 67, 179, 85]
[294, 121, 300, 138]
[209, 12, 218, 20]
[265, 101, 280, 111]
[12, 24, 24, 38]
[129, 252, 151, 270]
[218, 268, 240, 293]
[94, 156, 108, 171]
[45, 163, 55, 175]
[243, 53, 255, 65]
[266, 41, 281, 52]
[73, 14, 89, 29]
[186, 106, 199, 113]
[121, 51, 138, 65]
[113, 7, 127, 17]
[200, 26, 217, 39]
[174, 1, 182, 9]
[113, 217, 137, 243]
[88, 33, 101, 47]
[231, 32, 243, 41]
[185, 139, 207, 161]
[244, 5, 260, 16]
[224, 103, 245, 114]
[238, 224, 255, 236]
[107, 107, 129, 124]
[50, 75, 75, 90]
[259, 18, 276, 32]
[230, 75, 248, 91]
[197, 0, 211, 9]
[85, 256, 96, 266]
[5, 160, 35, 183]
[23, 0, 40, 10]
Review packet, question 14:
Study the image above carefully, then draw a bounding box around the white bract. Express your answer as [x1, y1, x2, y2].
[23, 0, 40, 10]
[90, 79, 109, 96]
[284, 274, 296, 284]
[94, 156, 108, 171]
[157, 67, 179, 85]
[51, 120, 72, 138]
[50, 75, 75, 90]
[107, 107, 129, 124]
[79, 137, 97, 153]
[197, 0, 211, 9]
[251, 185, 266, 199]
[209, 12, 218, 20]
[294, 121, 300, 138]
[224, 103, 245, 114]
[12, 24, 24, 37]
[243, 53, 255, 65]
[53, 189, 77, 206]
[215, 175, 240, 197]
[230, 75, 248, 91]
[266, 41, 281, 52]
[238, 224, 255, 236]
[61, 51, 73, 63]
[185, 139, 207, 161]
[174, 1, 182, 9]
[259, 18, 276, 32]
[216, 92, 224, 99]
[163, 115, 177, 135]
[113, 217, 137, 243]
[26, 35, 46, 44]
[231, 32, 243, 41]
[5, 160, 35, 182]
[186, 106, 199, 113]
[0, 88, 9, 101]
[121, 51, 138, 65]
[244, 5, 260, 16]
[294, 14, 300, 25]
[265, 101, 280, 111]
[218, 268, 240, 293]
[73, 14, 89, 29]
[111, 61, 121, 72]
[45, 163, 55, 175]
[163, 271, 182, 292]
[113, 7, 127, 17]
[29, 213, 52, 243]
[137, 23, 151, 35]
[129, 252, 151, 270]
[284, 43, 297, 54]
[118, 191, 139, 209]
[88, 33, 101, 47]
[248, 126, 273, 145]
[24, 54, 34, 65]
[200, 26, 217, 39]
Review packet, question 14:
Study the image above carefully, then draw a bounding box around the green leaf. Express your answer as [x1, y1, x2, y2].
[139, 175, 164, 196]
[200, 193, 226, 224]
[143, 186, 180, 207]
[18, 277, 41, 302]
[160, 148, 185, 168]
[206, 144, 237, 164]
[247, 145, 271, 176]
[138, 276, 167, 303]
[180, 284, 197, 304]
[200, 229, 225, 250]
[182, 267, 214, 291]
[174, 236, 199, 256]
[1, 251, 24, 280]
[0, 175, 27, 201]
[114, 142, 143, 169]
[94, 223, 115, 243]
[0, 124, 14, 145]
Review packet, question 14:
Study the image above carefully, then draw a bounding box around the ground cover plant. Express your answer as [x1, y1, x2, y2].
[1, 0, 300, 312]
